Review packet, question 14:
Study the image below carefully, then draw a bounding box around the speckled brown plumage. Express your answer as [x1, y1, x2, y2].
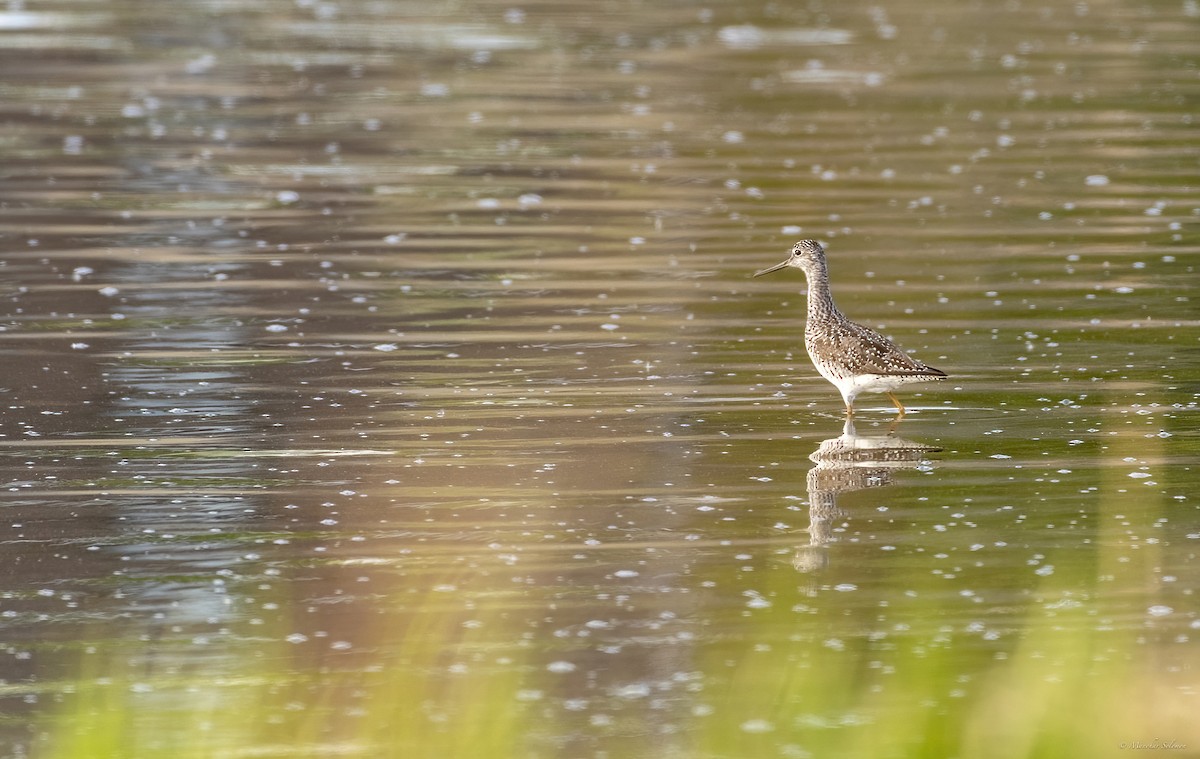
[754, 240, 947, 416]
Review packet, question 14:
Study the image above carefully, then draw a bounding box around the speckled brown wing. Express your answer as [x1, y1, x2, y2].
[812, 319, 947, 377]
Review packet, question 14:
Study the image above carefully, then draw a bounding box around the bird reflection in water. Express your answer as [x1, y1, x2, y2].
[795, 418, 941, 572]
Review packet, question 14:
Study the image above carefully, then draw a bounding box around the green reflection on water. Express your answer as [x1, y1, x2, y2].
[38, 475, 1196, 759]
[43, 570, 535, 759]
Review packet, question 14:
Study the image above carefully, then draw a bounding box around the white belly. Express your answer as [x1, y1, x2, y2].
[815, 363, 929, 403]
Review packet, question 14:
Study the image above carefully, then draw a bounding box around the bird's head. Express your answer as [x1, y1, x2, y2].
[753, 240, 826, 278]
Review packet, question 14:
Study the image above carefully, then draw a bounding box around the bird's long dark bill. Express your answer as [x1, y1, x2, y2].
[753, 259, 790, 277]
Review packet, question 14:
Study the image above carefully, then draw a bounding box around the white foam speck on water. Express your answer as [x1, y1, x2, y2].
[613, 683, 651, 699]
[745, 594, 771, 609]
[717, 24, 767, 48]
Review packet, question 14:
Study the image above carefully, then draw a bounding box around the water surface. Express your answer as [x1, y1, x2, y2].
[1, 1, 1197, 757]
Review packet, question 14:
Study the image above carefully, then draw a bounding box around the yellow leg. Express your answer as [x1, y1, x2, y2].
[844, 400, 855, 417]
[887, 392, 906, 417]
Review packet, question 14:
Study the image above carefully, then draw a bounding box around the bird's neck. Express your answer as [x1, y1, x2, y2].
[804, 265, 843, 322]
